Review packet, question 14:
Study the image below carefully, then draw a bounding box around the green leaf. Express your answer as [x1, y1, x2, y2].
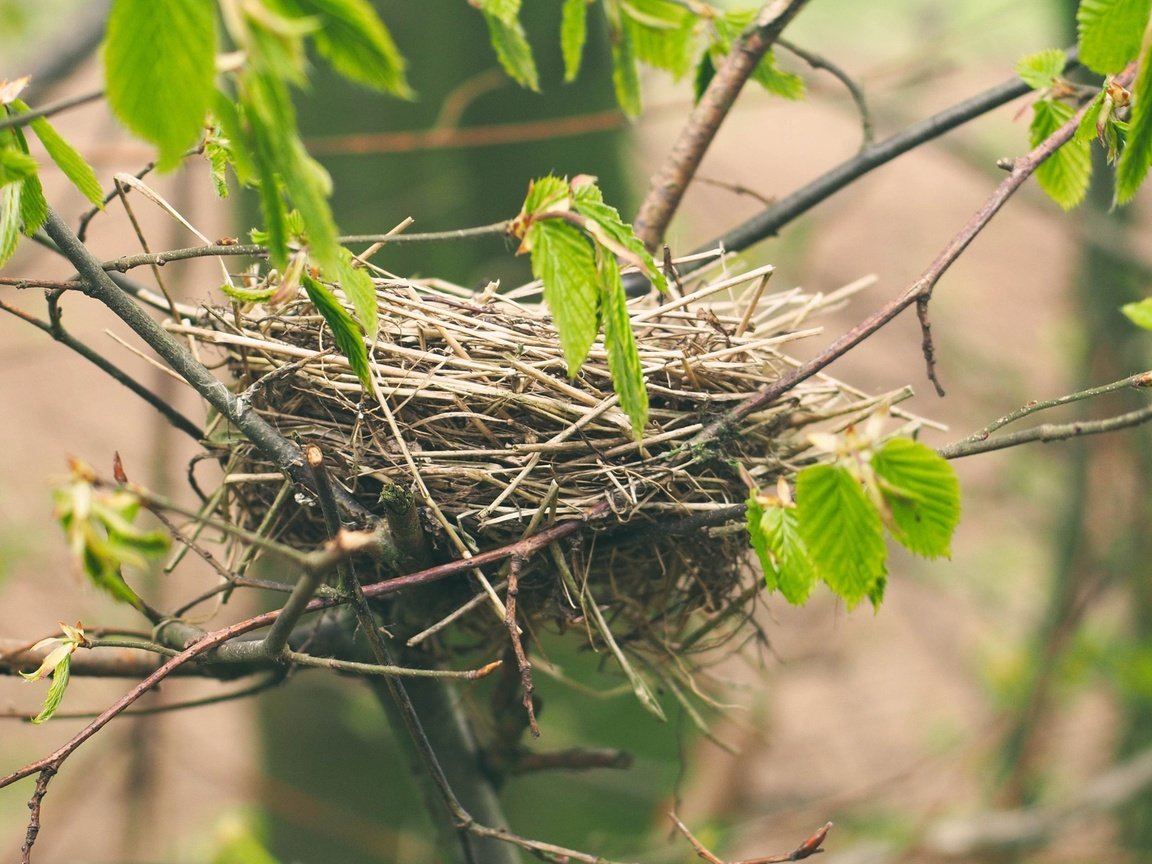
[623, 0, 696, 80]
[609, 12, 643, 117]
[1078, 0, 1151, 74]
[1122, 297, 1152, 329]
[572, 180, 667, 291]
[561, 0, 589, 82]
[303, 274, 372, 388]
[0, 179, 22, 266]
[103, 0, 216, 170]
[12, 100, 103, 207]
[598, 251, 648, 436]
[268, 0, 411, 96]
[872, 438, 961, 559]
[334, 250, 379, 338]
[747, 495, 817, 605]
[529, 219, 600, 374]
[1030, 98, 1092, 210]
[19, 170, 48, 236]
[694, 52, 717, 101]
[474, 0, 540, 91]
[796, 464, 887, 609]
[0, 145, 36, 184]
[751, 50, 805, 100]
[1116, 21, 1152, 203]
[30, 654, 70, 725]
[1016, 48, 1068, 90]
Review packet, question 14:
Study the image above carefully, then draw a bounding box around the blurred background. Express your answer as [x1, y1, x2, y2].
[2, 0, 1151, 861]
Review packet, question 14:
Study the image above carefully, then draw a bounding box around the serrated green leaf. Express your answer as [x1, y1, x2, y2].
[598, 251, 648, 436]
[1116, 21, 1152, 203]
[1030, 98, 1092, 210]
[1122, 297, 1152, 329]
[572, 181, 667, 291]
[268, 0, 411, 97]
[10, 100, 103, 207]
[303, 274, 371, 388]
[0, 179, 22, 266]
[30, 654, 70, 725]
[872, 438, 960, 559]
[747, 495, 817, 604]
[796, 464, 886, 609]
[0, 146, 37, 183]
[522, 174, 570, 215]
[561, 0, 589, 82]
[104, 0, 216, 170]
[334, 250, 379, 337]
[1074, 90, 1107, 145]
[623, 0, 696, 80]
[751, 50, 805, 100]
[609, 14, 643, 117]
[1016, 48, 1068, 90]
[20, 170, 47, 236]
[1078, 0, 1151, 74]
[529, 219, 600, 374]
[475, 0, 539, 91]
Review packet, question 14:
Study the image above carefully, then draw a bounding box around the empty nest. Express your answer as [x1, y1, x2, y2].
[170, 255, 925, 663]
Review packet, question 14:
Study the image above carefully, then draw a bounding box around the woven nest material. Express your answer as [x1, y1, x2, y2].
[170, 256, 927, 661]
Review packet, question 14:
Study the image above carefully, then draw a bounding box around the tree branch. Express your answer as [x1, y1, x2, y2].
[689, 61, 1128, 447]
[634, 0, 814, 248]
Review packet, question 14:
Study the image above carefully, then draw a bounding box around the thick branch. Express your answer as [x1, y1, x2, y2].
[633, 0, 813, 248]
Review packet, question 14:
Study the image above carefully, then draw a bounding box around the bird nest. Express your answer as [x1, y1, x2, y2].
[170, 256, 924, 664]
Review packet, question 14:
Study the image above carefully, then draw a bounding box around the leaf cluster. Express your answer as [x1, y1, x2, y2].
[1018, 0, 1152, 209]
[509, 174, 667, 436]
[747, 429, 960, 609]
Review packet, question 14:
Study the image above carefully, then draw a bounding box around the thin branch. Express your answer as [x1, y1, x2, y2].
[689, 49, 1079, 270]
[41, 209, 382, 529]
[283, 650, 502, 680]
[689, 61, 1128, 448]
[634, 0, 814, 248]
[0, 298, 204, 440]
[0, 89, 103, 133]
[938, 403, 1152, 460]
[778, 38, 874, 147]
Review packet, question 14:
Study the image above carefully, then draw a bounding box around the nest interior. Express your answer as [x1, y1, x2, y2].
[172, 258, 923, 662]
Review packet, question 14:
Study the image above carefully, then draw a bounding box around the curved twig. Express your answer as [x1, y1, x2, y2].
[778, 38, 874, 147]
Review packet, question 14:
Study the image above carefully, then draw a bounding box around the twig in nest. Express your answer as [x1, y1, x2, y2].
[669, 813, 833, 864]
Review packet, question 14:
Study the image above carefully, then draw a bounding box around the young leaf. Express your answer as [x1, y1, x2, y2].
[751, 50, 805, 100]
[1077, 0, 1151, 74]
[473, 0, 540, 92]
[796, 464, 887, 609]
[598, 250, 648, 436]
[30, 654, 70, 725]
[572, 179, 667, 291]
[528, 219, 600, 374]
[608, 10, 643, 117]
[623, 0, 696, 80]
[268, 0, 412, 97]
[1016, 48, 1068, 90]
[0, 145, 36, 183]
[303, 274, 372, 388]
[11, 99, 103, 207]
[1030, 98, 1091, 210]
[103, 0, 216, 170]
[1116, 22, 1152, 203]
[747, 494, 817, 605]
[0, 179, 22, 266]
[872, 438, 961, 559]
[19, 169, 48, 236]
[561, 0, 589, 82]
[334, 251, 379, 338]
[1122, 297, 1152, 329]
